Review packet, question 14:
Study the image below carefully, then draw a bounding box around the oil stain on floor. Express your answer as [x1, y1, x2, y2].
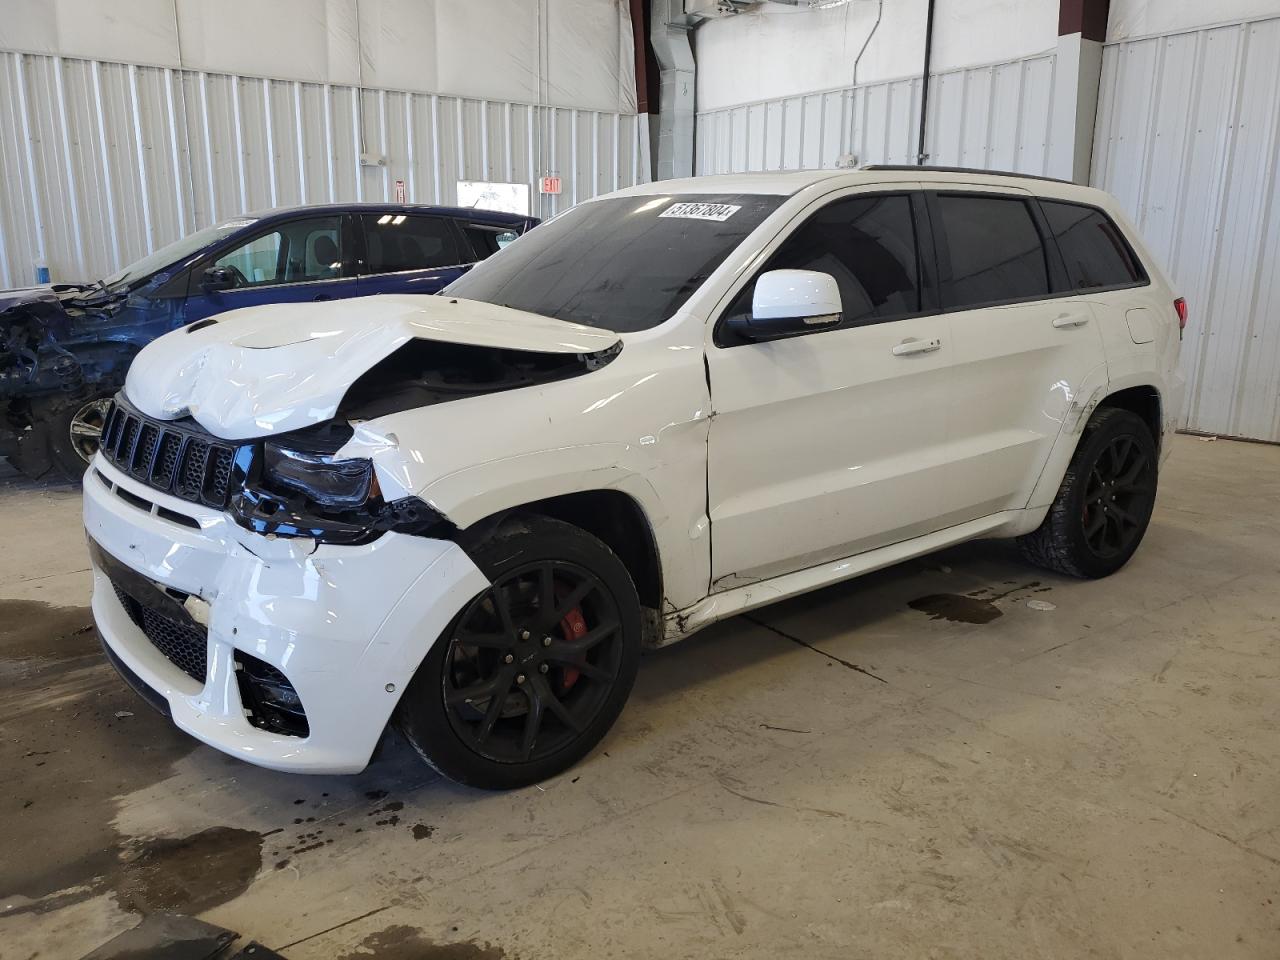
[908, 593, 1004, 624]
[908, 580, 1050, 625]
[337, 924, 509, 960]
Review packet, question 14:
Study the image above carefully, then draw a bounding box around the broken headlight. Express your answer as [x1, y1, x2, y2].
[262, 443, 373, 509]
[230, 428, 452, 546]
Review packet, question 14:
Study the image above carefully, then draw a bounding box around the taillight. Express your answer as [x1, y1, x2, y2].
[1174, 297, 1187, 333]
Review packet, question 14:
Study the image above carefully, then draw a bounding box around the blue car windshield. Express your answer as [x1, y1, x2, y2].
[444, 194, 783, 333]
[102, 218, 259, 290]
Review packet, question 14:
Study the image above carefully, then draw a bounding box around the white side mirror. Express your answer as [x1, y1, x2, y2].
[734, 270, 842, 340]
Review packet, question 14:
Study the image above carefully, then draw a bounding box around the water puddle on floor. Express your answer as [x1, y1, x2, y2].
[0, 598, 95, 660]
[113, 826, 264, 914]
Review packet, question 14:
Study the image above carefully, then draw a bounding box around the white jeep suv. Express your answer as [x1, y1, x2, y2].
[84, 168, 1185, 788]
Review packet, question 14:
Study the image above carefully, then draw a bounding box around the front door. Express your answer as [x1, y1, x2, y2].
[355, 214, 473, 296]
[922, 188, 1109, 521]
[183, 214, 356, 323]
[705, 189, 959, 588]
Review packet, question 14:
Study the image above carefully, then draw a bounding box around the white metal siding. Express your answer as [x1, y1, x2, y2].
[1093, 16, 1280, 442]
[695, 54, 1058, 177]
[0, 50, 648, 287]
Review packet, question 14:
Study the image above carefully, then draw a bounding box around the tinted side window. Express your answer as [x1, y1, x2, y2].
[727, 193, 920, 328]
[1041, 200, 1144, 289]
[361, 215, 461, 274]
[212, 216, 344, 287]
[461, 224, 521, 260]
[934, 195, 1050, 309]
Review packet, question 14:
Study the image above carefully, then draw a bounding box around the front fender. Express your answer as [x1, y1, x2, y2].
[422, 443, 664, 528]
[417, 427, 710, 612]
[334, 326, 713, 610]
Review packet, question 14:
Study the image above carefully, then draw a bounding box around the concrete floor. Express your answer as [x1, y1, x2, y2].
[1, 434, 1277, 959]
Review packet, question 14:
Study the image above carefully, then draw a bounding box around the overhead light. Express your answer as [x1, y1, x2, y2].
[809, 0, 855, 7]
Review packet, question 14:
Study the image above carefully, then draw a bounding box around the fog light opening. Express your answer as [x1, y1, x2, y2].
[234, 652, 309, 738]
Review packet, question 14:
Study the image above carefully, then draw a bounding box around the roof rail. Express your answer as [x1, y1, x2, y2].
[860, 164, 1073, 185]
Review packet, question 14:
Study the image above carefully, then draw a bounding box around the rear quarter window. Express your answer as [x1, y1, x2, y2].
[461, 224, 521, 260]
[1040, 200, 1146, 290]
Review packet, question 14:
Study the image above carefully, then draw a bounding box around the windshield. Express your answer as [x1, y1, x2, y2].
[102, 218, 258, 290]
[444, 194, 784, 332]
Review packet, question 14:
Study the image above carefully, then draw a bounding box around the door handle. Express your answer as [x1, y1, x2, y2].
[1052, 313, 1090, 328]
[892, 337, 942, 357]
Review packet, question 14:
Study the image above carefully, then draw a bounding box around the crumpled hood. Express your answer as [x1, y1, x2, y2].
[124, 294, 621, 439]
[0, 286, 60, 315]
[0, 283, 126, 338]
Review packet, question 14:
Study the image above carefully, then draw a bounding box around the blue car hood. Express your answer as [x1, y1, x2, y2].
[0, 286, 63, 314]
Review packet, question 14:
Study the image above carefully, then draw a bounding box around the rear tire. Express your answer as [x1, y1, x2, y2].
[1018, 406, 1158, 579]
[397, 515, 642, 789]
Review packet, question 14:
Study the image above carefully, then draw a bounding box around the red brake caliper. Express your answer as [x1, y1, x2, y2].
[558, 605, 587, 690]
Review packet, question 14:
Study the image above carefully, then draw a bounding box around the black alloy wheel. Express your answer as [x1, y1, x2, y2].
[397, 515, 641, 789]
[1019, 406, 1159, 579]
[443, 560, 623, 764]
[1080, 433, 1155, 559]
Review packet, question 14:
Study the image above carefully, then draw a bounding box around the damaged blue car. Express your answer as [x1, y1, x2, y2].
[0, 202, 536, 480]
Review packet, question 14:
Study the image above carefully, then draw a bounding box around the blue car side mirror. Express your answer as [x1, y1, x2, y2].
[201, 266, 238, 293]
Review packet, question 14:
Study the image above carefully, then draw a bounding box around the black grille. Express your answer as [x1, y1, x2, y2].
[134, 424, 160, 478]
[153, 432, 182, 487]
[110, 582, 208, 684]
[101, 401, 124, 452]
[178, 440, 209, 498]
[118, 417, 140, 466]
[99, 396, 239, 509]
[210, 447, 234, 495]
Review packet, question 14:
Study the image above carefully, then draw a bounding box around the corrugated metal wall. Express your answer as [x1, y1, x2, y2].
[1093, 16, 1280, 443]
[0, 50, 649, 287]
[695, 53, 1058, 176]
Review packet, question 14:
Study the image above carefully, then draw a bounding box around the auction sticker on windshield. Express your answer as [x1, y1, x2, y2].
[659, 202, 742, 222]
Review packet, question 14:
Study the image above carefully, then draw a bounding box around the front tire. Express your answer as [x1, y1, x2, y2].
[31, 392, 115, 482]
[397, 515, 642, 789]
[1018, 406, 1158, 579]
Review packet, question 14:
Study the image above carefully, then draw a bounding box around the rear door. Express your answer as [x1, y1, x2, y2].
[925, 187, 1108, 520]
[705, 188, 960, 587]
[355, 213, 471, 295]
[183, 214, 355, 323]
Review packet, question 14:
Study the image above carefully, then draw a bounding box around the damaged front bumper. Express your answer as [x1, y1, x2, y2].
[84, 455, 489, 774]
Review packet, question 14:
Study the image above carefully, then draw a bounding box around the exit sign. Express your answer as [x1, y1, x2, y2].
[539, 175, 562, 195]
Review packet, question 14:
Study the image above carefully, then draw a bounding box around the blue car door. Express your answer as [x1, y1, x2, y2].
[354, 213, 474, 296]
[182, 214, 357, 324]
